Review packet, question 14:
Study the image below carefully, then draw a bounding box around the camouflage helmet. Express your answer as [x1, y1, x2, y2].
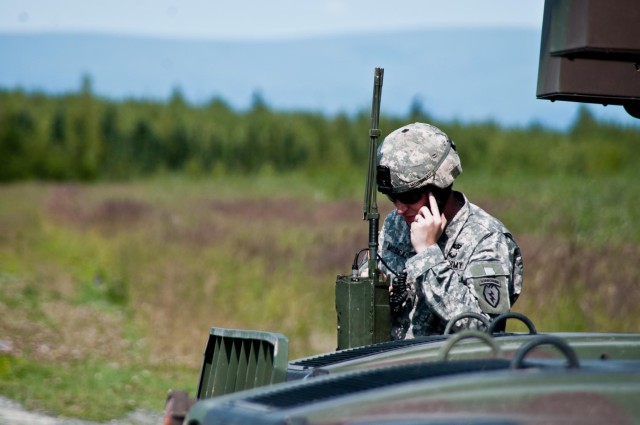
[377, 122, 462, 194]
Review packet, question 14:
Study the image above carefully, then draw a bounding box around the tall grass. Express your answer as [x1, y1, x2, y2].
[0, 169, 639, 419]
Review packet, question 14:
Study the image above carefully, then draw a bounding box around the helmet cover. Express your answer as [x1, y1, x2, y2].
[377, 122, 462, 194]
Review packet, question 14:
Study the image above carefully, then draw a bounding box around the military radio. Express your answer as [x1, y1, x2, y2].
[335, 67, 391, 350]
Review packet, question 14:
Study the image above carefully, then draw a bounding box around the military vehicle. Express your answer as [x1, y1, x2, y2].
[165, 1, 640, 423]
[178, 312, 640, 424]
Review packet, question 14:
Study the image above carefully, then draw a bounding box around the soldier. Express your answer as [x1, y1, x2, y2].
[376, 122, 523, 339]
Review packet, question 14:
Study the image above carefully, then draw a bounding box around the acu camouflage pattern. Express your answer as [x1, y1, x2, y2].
[377, 122, 462, 192]
[378, 191, 523, 339]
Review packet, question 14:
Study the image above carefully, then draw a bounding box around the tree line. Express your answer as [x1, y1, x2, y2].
[1, 81, 639, 182]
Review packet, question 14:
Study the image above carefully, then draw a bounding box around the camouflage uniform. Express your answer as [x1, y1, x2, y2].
[379, 192, 523, 339]
[375, 123, 523, 339]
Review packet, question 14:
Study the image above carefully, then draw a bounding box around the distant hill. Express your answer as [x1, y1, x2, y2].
[0, 30, 635, 129]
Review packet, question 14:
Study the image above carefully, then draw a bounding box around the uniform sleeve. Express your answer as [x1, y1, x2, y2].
[405, 231, 518, 334]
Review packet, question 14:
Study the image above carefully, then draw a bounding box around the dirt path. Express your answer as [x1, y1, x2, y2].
[0, 397, 162, 425]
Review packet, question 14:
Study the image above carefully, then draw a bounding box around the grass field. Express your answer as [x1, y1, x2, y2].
[0, 170, 639, 420]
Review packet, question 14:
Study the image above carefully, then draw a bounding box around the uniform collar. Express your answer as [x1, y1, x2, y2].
[439, 191, 470, 252]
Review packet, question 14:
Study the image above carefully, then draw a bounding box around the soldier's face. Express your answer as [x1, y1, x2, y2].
[392, 192, 430, 224]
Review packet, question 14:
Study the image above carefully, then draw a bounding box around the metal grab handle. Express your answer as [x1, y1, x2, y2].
[510, 335, 580, 370]
[488, 312, 537, 335]
[437, 330, 502, 361]
[443, 312, 491, 335]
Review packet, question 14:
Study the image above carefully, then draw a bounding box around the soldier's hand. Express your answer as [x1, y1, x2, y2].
[410, 193, 446, 253]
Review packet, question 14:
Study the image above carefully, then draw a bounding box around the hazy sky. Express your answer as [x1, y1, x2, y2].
[1, 0, 545, 40]
[5, 0, 637, 127]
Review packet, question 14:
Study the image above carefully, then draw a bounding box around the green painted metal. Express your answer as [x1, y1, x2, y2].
[335, 67, 390, 351]
[293, 331, 640, 376]
[186, 333, 640, 425]
[296, 366, 640, 425]
[196, 327, 288, 399]
[335, 275, 390, 350]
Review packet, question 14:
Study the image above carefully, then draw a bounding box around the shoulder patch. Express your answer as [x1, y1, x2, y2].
[464, 261, 510, 314]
